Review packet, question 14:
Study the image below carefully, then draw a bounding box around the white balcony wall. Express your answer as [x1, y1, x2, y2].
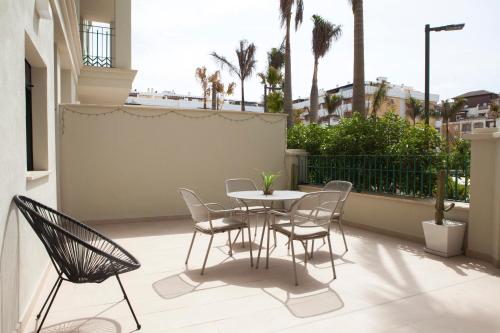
[59, 105, 287, 221]
[0, 1, 67, 331]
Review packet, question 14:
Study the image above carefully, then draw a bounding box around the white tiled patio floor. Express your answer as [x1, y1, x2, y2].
[25, 218, 500, 333]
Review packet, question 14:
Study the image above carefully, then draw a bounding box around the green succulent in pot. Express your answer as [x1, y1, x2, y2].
[261, 172, 279, 195]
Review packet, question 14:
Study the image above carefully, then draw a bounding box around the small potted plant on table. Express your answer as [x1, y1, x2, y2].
[422, 170, 466, 257]
[262, 172, 279, 195]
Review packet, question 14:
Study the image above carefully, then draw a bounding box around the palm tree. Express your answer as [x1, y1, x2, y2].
[195, 66, 210, 109]
[370, 80, 388, 117]
[268, 44, 285, 70]
[348, 0, 366, 117]
[215, 81, 236, 111]
[309, 15, 342, 123]
[208, 71, 220, 110]
[490, 101, 499, 128]
[406, 96, 423, 125]
[280, 0, 304, 128]
[441, 98, 466, 151]
[323, 93, 343, 125]
[211, 40, 257, 111]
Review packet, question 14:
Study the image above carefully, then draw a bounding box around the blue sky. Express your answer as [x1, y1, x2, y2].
[132, 0, 500, 102]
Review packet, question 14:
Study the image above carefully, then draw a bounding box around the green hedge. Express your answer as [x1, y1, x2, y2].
[287, 112, 468, 158]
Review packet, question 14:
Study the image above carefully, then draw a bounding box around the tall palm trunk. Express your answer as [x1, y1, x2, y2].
[240, 79, 245, 111]
[352, 0, 365, 117]
[309, 58, 319, 123]
[284, 15, 293, 128]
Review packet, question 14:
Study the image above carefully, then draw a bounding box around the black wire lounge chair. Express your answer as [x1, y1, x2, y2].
[13, 195, 141, 332]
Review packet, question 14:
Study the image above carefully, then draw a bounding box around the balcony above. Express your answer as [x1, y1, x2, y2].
[78, 66, 137, 105]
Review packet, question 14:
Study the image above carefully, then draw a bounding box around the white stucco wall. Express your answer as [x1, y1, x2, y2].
[299, 185, 469, 243]
[0, 1, 71, 331]
[59, 105, 287, 222]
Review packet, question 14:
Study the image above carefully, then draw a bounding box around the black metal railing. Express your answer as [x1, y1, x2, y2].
[298, 155, 470, 202]
[80, 23, 113, 67]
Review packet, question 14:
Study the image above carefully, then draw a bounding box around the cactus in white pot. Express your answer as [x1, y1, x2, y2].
[435, 170, 455, 225]
[422, 169, 466, 257]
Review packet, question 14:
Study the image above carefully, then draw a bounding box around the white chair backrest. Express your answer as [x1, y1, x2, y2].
[225, 178, 259, 208]
[323, 181, 353, 202]
[289, 191, 341, 227]
[178, 188, 209, 222]
[225, 178, 258, 193]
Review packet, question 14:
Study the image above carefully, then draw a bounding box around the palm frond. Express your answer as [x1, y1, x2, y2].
[371, 80, 388, 116]
[227, 82, 236, 96]
[268, 46, 285, 70]
[211, 52, 239, 78]
[295, 0, 304, 30]
[279, 0, 293, 27]
[236, 40, 257, 80]
[406, 96, 423, 123]
[348, 0, 358, 12]
[324, 94, 343, 115]
[312, 15, 342, 60]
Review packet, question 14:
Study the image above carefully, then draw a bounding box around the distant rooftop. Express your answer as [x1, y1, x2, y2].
[454, 90, 499, 99]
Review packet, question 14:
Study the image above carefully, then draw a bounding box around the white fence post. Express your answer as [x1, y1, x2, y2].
[464, 128, 500, 266]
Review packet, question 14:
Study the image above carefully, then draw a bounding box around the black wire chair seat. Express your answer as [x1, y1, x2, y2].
[14, 195, 141, 331]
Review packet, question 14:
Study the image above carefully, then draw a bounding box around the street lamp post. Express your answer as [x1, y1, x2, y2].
[424, 23, 465, 125]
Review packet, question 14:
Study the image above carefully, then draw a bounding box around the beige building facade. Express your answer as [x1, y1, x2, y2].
[0, 1, 134, 331]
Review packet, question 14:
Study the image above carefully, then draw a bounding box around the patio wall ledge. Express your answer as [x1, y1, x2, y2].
[299, 185, 469, 244]
[285, 149, 308, 190]
[463, 127, 500, 267]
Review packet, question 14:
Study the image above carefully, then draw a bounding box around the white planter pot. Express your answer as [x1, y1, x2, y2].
[422, 220, 466, 257]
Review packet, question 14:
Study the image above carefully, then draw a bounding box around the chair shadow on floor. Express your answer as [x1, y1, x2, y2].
[38, 317, 121, 333]
[152, 253, 345, 318]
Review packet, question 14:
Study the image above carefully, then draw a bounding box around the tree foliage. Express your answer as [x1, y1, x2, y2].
[288, 112, 453, 157]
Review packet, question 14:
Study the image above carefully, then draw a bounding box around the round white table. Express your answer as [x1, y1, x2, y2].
[227, 190, 306, 269]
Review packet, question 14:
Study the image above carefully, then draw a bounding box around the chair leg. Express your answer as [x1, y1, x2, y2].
[116, 274, 141, 330]
[338, 219, 348, 252]
[310, 239, 315, 259]
[266, 220, 271, 269]
[290, 239, 299, 286]
[185, 231, 197, 265]
[241, 227, 245, 248]
[256, 216, 267, 269]
[36, 274, 61, 320]
[303, 241, 308, 267]
[36, 276, 63, 333]
[232, 229, 242, 246]
[247, 224, 254, 267]
[201, 235, 214, 275]
[228, 231, 233, 257]
[254, 213, 258, 239]
[327, 233, 337, 280]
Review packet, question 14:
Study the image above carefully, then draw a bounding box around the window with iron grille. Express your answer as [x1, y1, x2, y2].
[80, 21, 113, 67]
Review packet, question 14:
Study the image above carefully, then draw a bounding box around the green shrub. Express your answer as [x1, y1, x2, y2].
[266, 91, 284, 113]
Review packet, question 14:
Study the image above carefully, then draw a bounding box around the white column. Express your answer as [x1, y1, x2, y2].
[114, 0, 131, 69]
[464, 128, 500, 266]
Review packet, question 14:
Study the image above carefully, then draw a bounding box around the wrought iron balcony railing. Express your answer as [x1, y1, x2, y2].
[80, 23, 113, 68]
[297, 154, 470, 202]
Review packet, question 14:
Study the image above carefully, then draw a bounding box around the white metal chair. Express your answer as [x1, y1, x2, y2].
[179, 188, 253, 275]
[322, 180, 352, 251]
[225, 178, 276, 245]
[270, 191, 342, 285]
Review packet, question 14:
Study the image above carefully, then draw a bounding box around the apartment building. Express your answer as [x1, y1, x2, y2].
[445, 90, 499, 138]
[293, 77, 440, 126]
[0, 1, 134, 331]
